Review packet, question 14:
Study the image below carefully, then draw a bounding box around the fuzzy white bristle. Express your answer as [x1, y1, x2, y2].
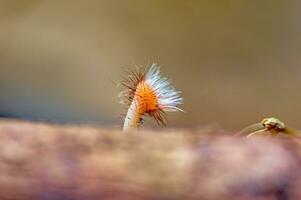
[145, 63, 183, 112]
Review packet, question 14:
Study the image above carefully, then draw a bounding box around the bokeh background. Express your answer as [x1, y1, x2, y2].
[0, 0, 300, 130]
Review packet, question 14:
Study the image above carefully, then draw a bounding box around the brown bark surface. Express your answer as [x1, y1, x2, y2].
[0, 119, 300, 200]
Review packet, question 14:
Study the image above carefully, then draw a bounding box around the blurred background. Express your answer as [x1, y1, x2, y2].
[0, 0, 300, 130]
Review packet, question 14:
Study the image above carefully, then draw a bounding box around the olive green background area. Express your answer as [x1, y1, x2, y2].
[0, 1, 300, 129]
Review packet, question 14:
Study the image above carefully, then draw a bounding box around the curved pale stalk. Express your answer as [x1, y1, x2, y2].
[235, 123, 265, 137]
[123, 99, 142, 131]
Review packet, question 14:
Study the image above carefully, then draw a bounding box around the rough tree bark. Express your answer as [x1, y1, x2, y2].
[0, 119, 300, 200]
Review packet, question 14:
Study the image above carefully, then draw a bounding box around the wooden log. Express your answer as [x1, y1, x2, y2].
[0, 119, 300, 200]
